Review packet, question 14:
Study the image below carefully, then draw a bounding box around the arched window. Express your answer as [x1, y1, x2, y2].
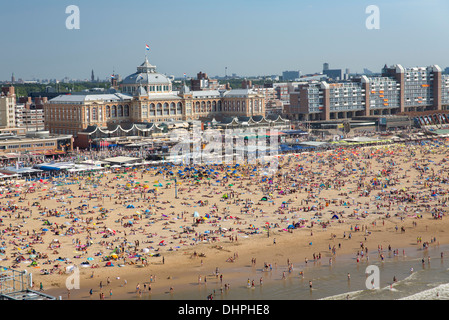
[212, 101, 216, 112]
[117, 105, 123, 117]
[170, 102, 175, 115]
[106, 105, 111, 118]
[207, 101, 211, 112]
[201, 101, 206, 113]
[195, 102, 200, 113]
[111, 105, 117, 117]
[124, 105, 129, 117]
[218, 101, 222, 112]
[163, 103, 169, 115]
[157, 103, 162, 116]
[150, 103, 155, 116]
[177, 102, 183, 114]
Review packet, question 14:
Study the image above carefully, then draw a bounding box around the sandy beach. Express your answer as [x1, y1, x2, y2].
[2, 138, 449, 300]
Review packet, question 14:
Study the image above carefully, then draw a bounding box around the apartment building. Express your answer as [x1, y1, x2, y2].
[0, 87, 16, 128]
[286, 64, 449, 121]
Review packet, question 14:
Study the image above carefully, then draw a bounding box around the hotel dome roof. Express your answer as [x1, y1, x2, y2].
[122, 57, 171, 86]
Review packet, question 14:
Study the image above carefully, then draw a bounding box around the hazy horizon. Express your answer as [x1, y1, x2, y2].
[2, 0, 449, 81]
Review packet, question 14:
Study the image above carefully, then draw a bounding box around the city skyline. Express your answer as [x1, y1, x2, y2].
[1, 0, 449, 81]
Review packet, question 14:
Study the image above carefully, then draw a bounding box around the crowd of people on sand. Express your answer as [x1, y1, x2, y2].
[1, 136, 449, 299]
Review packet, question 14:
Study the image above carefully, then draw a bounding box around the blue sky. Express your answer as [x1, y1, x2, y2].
[1, 0, 449, 81]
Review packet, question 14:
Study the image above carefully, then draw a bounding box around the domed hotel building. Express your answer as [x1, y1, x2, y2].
[44, 57, 266, 147]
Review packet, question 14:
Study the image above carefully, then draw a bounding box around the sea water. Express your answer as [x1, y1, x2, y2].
[143, 244, 449, 300]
